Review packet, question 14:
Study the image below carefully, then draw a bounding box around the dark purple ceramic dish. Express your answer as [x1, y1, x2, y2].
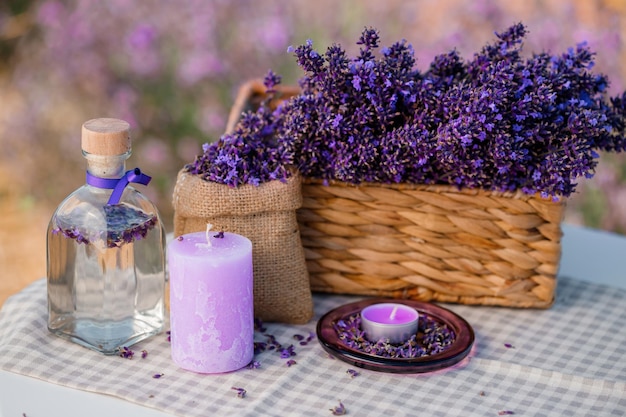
[316, 298, 474, 374]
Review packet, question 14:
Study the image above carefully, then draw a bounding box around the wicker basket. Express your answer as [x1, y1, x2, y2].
[226, 80, 565, 308]
[298, 179, 564, 308]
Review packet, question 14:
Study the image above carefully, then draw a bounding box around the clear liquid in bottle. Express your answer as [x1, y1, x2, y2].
[47, 118, 165, 354]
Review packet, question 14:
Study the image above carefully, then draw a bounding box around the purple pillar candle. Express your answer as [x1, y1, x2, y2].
[168, 228, 254, 373]
[361, 303, 419, 344]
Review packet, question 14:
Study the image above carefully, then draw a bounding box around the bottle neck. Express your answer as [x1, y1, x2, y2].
[84, 151, 130, 179]
[82, 150, 151, 205]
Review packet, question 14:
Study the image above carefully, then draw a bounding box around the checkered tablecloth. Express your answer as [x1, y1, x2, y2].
[0, 277, 625, 416]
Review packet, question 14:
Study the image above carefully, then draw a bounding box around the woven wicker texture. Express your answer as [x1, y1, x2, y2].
[298, 179, 564, 308]
[173, 169, 313, 324]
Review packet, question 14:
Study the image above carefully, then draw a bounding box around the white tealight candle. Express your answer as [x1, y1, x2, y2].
[360, 303, 419, 344]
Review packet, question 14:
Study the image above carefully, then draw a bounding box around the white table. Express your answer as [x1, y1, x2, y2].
[559, 224, 626, 290]
[1, 224, 625, 417]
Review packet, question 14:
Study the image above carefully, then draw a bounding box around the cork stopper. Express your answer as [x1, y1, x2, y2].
[81, 118, 131, 156]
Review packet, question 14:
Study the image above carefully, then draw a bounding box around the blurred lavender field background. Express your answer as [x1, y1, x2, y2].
[1, 0, 626, 282]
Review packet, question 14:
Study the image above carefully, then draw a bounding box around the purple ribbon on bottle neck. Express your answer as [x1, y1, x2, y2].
[86, 168, 152, 205]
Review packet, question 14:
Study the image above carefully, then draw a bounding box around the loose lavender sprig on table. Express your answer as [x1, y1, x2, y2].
[346, 369, 360, 378]
[333, 313, 455, 358]
[330, 400, 347, 415]
[117, 346, 135, 359]
[231, 387, 247, 399]
[252, 318, 316, 367]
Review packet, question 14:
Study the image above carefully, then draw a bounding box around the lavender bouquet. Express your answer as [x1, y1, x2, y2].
[181, 23, 626, 307]
[187, 23, 626, 200]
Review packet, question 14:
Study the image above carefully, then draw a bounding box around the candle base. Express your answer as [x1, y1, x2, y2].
[172, 346, 254, 374]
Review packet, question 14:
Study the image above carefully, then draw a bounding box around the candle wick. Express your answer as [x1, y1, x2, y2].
[195, 223, 213, 249]
[205, 223, 213, 247]
[389, 305, 398, 321]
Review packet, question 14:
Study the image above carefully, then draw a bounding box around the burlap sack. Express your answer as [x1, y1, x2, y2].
[172, 169, 313, 324]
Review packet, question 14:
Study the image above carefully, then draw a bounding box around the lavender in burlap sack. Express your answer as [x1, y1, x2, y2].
[172, 169, 313, 324]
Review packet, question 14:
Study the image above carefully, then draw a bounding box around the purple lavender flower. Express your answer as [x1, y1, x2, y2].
[254, 342, 267, 355]
[254, 318, 267, 333]
[185, 74, 293, 187]
[293, 331, 316, 346]
[330, 401, 347, 415]
[264, 70, 282, 93]
[231, 387, 247, 398]
[346, 369, 360, 378]
[117, 346, 135, 359]
[357, 27, 380, 50]
[280, 344, 296, 359]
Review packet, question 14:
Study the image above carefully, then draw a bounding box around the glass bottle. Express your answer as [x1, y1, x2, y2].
[47, 118, 165, 354]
